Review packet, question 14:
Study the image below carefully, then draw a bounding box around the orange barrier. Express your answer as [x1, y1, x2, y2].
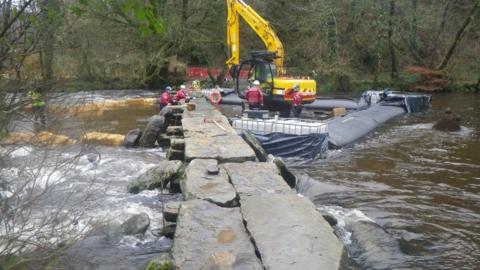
[25, 98, 158, 117]
[1, 131, 77, 146]
[80, 131, 125, 146]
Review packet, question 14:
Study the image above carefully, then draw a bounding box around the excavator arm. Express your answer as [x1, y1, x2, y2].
[226, 0, 285, 75]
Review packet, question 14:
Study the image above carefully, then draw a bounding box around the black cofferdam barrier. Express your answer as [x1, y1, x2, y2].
[327, 105, 406, 149]
[252, 132, 329, 160]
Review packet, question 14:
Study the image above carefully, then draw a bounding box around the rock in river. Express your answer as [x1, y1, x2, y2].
[123, 128, 142, 148]
[121, 213, 150, 235]
[127, 160, 184, 194]
[140, 115, 166, 147]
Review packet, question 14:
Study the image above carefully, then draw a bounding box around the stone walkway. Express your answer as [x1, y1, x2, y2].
[172, 98, 346, 269]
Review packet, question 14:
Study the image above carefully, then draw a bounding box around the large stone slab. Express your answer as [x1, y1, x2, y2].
[182, 99, 256, 162]
[184, 135, 256, 163]
[182, 115, 236, 137]
[223, 162, 294, 197]
[181, 159, 238, 207]
[172, 200, 263, 270]
[241, 194, 346, 270]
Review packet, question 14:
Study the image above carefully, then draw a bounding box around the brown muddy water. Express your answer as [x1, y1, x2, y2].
[291, 93, 480, 269]
[2, 91, 479, 269]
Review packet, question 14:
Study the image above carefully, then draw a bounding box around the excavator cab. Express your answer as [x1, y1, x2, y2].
[234, 51, 276, 98]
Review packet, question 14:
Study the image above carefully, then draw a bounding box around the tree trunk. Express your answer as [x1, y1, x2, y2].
[430, 0, 451, 67]
[409, 0, 421, 64]
[39, 0, 61, 87]
[2, 0, 12, 31]
[437, 0, 480, 70]
[207, 66, 227, 87]
[182, 0, 188, 24]
[388, 0, 398, 79]
[326, 11, 338, 62]
[476, 76, 480, 93]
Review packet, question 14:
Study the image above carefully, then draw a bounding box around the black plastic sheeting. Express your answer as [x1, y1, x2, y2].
[382, 93, 432, 113]
[327, 105, 406, 149]
[245, 92, 431, 159]
[220, 93, 244, 105]
[252, 132, 329, 160]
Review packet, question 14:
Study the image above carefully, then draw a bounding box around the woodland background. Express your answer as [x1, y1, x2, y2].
[1, 0, 479, 92]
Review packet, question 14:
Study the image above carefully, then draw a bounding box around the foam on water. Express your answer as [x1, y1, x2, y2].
[317, 205, 374, 246]
[10, 146, 33, 158]
[1, 143, 169, 256]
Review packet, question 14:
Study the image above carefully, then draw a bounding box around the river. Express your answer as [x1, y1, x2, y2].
[1, 91, 478, 269]
[291, 93, 480, 269]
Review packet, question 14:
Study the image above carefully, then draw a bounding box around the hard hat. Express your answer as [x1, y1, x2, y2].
[165, 86, 172, 92]
[253, 80, 260, 86]
[180, 85, 186, 89]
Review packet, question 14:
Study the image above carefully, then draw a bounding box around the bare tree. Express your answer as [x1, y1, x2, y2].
[437, 0, 480, 70]
[388, 0, 398, 79]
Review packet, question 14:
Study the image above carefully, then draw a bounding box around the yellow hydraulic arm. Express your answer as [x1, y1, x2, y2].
[226, 0, 285, 75]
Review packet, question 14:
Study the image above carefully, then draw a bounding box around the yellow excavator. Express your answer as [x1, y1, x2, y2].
[226, 0, 316, 113]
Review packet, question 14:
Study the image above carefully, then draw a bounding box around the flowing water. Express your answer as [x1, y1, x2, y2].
[1, 91, 479, 269]
[291, 93, 480, 269]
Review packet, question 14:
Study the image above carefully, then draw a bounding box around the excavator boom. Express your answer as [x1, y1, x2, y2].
[226, 0, 284, 75]
[225, 0, 317, 110]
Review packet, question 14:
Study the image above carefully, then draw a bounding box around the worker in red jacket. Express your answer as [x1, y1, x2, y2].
[158, 86, 172, 111]
[172, 84, 187, 104]
[245, 80, 264, 110]
[291, 84, 303, 117]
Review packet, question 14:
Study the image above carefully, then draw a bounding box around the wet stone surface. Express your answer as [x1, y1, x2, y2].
[241, 194, 346, 270]
[182, 99, 256, 162]
[223, 161, 294, 198]
[172, 200, 263, 270]
[181, 159, 238, 207]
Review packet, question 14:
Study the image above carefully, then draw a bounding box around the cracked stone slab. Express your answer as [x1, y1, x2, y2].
[223, 162, 294, 198]
[172, 200, 263, 270]
[181, 159, 238, 207]
[241, 194, 346, 270]
[184, 135, 256, 163]
[182, 100, 256, 162]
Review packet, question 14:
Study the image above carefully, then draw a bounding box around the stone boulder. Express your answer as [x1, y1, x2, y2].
[127, 160, 184, 194]
[121, 213, 150, 235]
[242, 131, 268, 162]
[140, 115, 166, 147]
[433, 108, 461, 132]
[269, 155, 297, 188]
[123, 128, 142, 148]
[163, 201, 181, 222]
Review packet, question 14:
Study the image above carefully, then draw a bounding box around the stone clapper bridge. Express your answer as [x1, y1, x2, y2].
[150, 98, 346, 270]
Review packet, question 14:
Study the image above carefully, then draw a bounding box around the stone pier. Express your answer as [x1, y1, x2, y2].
[171, 98, 346, 269]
